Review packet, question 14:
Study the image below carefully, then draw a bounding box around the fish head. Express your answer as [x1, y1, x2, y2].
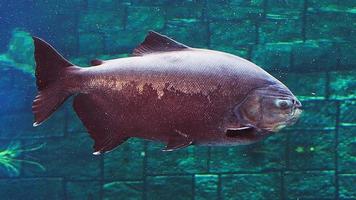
[233, 84, 302, 132]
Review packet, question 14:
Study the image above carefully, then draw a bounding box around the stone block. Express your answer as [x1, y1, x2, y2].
[166, 4, 203, 20]
[67, 105, 87, 133]
[104, 138, 144, 180]
[43, 13, 79, 57]
[22, 132, 101, 180]
[292, 100, 337, 130]
[329, 71, 356, 100]
[311, 0, 356, 8]
[164, 19, 208, 48]
[66, 181, 101, 200]
[207, 0, 264, 21]
[340, 42, 356, 69]
[87, 0, 127, 10]
[306, 10, 356, 42]
[230, 0, 264, 7]
[292, 40, 339, 72]
[131, 0, 170, 6]
[0, 107, 66, 139]
[146, 142, 208, 175]
[284, 171, 336, 200]
[0, 68, 35, 114]
[103, 30, 146, 54]
[103, 181, 143, 200]
[37, 0, 84, 15]
[25, 4, 78, 44]
[79, 10, 125, 33]
[340, 100, 356, 126]
[252, 42, 292, 71]
[339, 174, 356, 199]
[195, 174, 219, 200]
[0, 178, 63, 200]
[79, 33, 105, 56]
[210, 20, 256, 50]
[146, 175, 193, 200]
[215, 46, 250, 59]
[278, 72, 327, 100]
[333, 0, 356, 7]
[287, 130, 335, 170]
[267, 0, 304, 11]
[338, 126, 356, 173]
[221, 173, 281, 200]
[308, 0, 338, 8]
[259, 13, 302, 44]
[53, 34, 79, 58]
[210, 133, 286, 173]
[126, 6, 165, 31]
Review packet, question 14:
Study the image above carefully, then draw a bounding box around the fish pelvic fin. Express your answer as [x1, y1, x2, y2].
[32, 37, 80, 126]
[162, 130, 193, 151]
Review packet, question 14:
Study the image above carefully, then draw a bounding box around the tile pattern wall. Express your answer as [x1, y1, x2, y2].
[0, 0, 355, 199]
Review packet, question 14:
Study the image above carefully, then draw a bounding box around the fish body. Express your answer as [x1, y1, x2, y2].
[32, 31, 302, 154]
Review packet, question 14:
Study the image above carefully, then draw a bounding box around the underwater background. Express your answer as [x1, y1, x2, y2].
[0, 0, 355, 199]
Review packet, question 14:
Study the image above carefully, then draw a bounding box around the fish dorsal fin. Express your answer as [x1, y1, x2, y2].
[90, 59, 104, 66]
[132, 31, 189, 56]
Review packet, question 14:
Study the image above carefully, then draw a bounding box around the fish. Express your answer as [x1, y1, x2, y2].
[32, 31, 302, 154]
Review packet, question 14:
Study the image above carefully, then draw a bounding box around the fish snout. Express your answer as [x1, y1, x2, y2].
[288, 106, 303, 125]
[294, 99, 302, 109]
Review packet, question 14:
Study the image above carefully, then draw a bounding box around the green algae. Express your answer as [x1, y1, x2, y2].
[0, 142, 45, 176]
[0, 29, 35, 75]
[0, 28, 131, 74]
[295, 146, 316, 153]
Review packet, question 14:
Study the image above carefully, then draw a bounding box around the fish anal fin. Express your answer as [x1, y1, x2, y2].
[73, 94, 127, 155]
[132, 31, 190, 56]
[162, 130, 193, 151]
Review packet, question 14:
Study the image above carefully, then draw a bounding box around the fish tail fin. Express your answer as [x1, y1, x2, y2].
[32, 37, 80, 126]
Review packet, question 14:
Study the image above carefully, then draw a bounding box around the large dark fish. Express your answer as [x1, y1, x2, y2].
[32, 31, 302, 154]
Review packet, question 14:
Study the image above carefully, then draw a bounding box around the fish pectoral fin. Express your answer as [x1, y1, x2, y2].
[234, 126, 252, 131]
[225, 127, 255, 138]
[92, 135, 127, 155]
[162, 130, 193, 151]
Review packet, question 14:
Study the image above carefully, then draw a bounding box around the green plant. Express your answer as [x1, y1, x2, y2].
[0, 142, 45, 176]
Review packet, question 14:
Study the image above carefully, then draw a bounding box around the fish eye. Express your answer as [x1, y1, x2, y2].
[275, 99, 292, 109]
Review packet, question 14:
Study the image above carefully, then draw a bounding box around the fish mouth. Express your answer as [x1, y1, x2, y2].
[286, 108, 303, 125]
[224, 107, 303, 137]
[269, 108, 303, 132]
